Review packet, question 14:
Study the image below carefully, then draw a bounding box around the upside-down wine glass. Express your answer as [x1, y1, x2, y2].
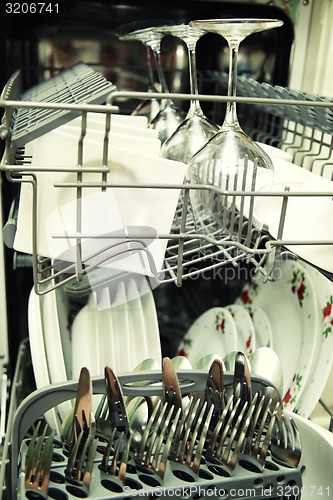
[118, 25, 186, 142]
[154, 24, 220, 163]
[187, 18, 283, 260]
[115, 20, 174, 120]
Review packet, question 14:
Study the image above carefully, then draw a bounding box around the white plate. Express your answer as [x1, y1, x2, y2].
[288, 411, 333, 497]
[178, 307, 238, 365]
[94, 287, 116, 372]
[71, 293, 102, 379]
[42, 127, 161, 157]
[55, 285, 72, 379]
[239, 304, 273, 349]
[15, 141, 186, 278]
[108, 281, 132, 372]
[67, 112, 149, 128]
[40, 287, 72, 421]
[295, 264, 333, 418]
[138, 279, 162, 366]
[236, 259, 318, 411]
[125, 278, 152, 369]
[226, 304, 256, 356]
[28, 288, 60, 432]
[256, 142, 293, 163]
[24, 125, 160, 161]
[253, 158, 333, 273]
[63, 116, 158, 138]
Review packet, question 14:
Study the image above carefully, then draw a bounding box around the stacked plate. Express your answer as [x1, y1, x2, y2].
[70, 277, 162, 379]
[28, 276, 162, 424]
[178, 258, 333, 417]
[177, 302, 272, 370]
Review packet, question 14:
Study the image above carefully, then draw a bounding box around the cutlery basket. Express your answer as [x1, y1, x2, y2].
[12, 370, 303, 500]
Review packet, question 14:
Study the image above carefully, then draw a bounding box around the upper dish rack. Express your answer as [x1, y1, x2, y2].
[1, 64, 333, 295]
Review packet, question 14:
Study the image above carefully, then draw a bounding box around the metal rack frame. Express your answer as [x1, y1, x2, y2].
[1, 73, 333, 295]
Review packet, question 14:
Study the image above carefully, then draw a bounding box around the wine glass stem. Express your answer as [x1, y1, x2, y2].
[154, 49, 170, 94]
[146, 45, 156, 92]
[187, 42, 203, 117]
[224, 40, 241, 131]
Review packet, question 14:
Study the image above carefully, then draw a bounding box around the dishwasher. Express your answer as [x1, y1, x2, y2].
[1, 3, 333, 500]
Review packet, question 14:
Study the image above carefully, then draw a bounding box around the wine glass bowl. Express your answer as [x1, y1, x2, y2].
[190, 18, 283, 39]
[153, 24, 220, 163]
[187, 18, 283, 258]
[116, 21, 186, 140]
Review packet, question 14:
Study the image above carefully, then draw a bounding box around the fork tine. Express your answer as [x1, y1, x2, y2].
[135, 400, 181, 483]
[230, 396, 259, 462]
[25, 421, 42, 476]
[118, 433, 132, 482]
[36, 430, 55, 493]
[257, 409, 277, 466]
[25, 425, 53, 495]
[26, 425, 48, 486]
[172, 397, 202, 462]
[244, 393, 266, 453]
[251, 397, 274, 457]
[215, 398, 241, 457]
[186, 402, 214, 475]
[76, 432, 91, 482]
[61, 408, 74, 447]
[157, 407, 182, 478]
[111, 432, 125, 476]
[101, 427, 117, 471]
[150, 404, 176, 472]
[65, 427, 84, 478]
[137, 399, 162, 462]
[144, 402, 169, 465]
[83, 438, 98, 490]
[207, 396, 234, 453]
[220, 402, 249, 471]
[185, 401, 208, 464]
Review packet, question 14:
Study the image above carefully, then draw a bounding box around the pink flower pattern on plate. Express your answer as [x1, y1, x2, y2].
[215, 311, 226, 333]
[283, 372, 302, 408]
[322, 295, 333, 339]
[290, 269, 306, 307]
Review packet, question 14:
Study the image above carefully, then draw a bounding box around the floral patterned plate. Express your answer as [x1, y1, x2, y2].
[226, 304, 256, 356]
[236, 303, 273, 350]
[236, 258, 318, 411]
[295, 263, 333, 418]
[178, 307, 238, 365]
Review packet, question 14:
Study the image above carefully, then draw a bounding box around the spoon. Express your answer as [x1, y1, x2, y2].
[234, 351, 252, 407]
[162, 356, 183, 415]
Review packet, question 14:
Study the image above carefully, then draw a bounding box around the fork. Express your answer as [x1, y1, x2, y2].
[206, 392, 262, 476]
[242, 394, 279, 471]
[169, 398, 214, 481]
[24, 423, 54, 498]
[135, 399, 181, 486]
[270, 414, 302, 468]
[65, 424, 98, 493]
[99, 428, 133, 483]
